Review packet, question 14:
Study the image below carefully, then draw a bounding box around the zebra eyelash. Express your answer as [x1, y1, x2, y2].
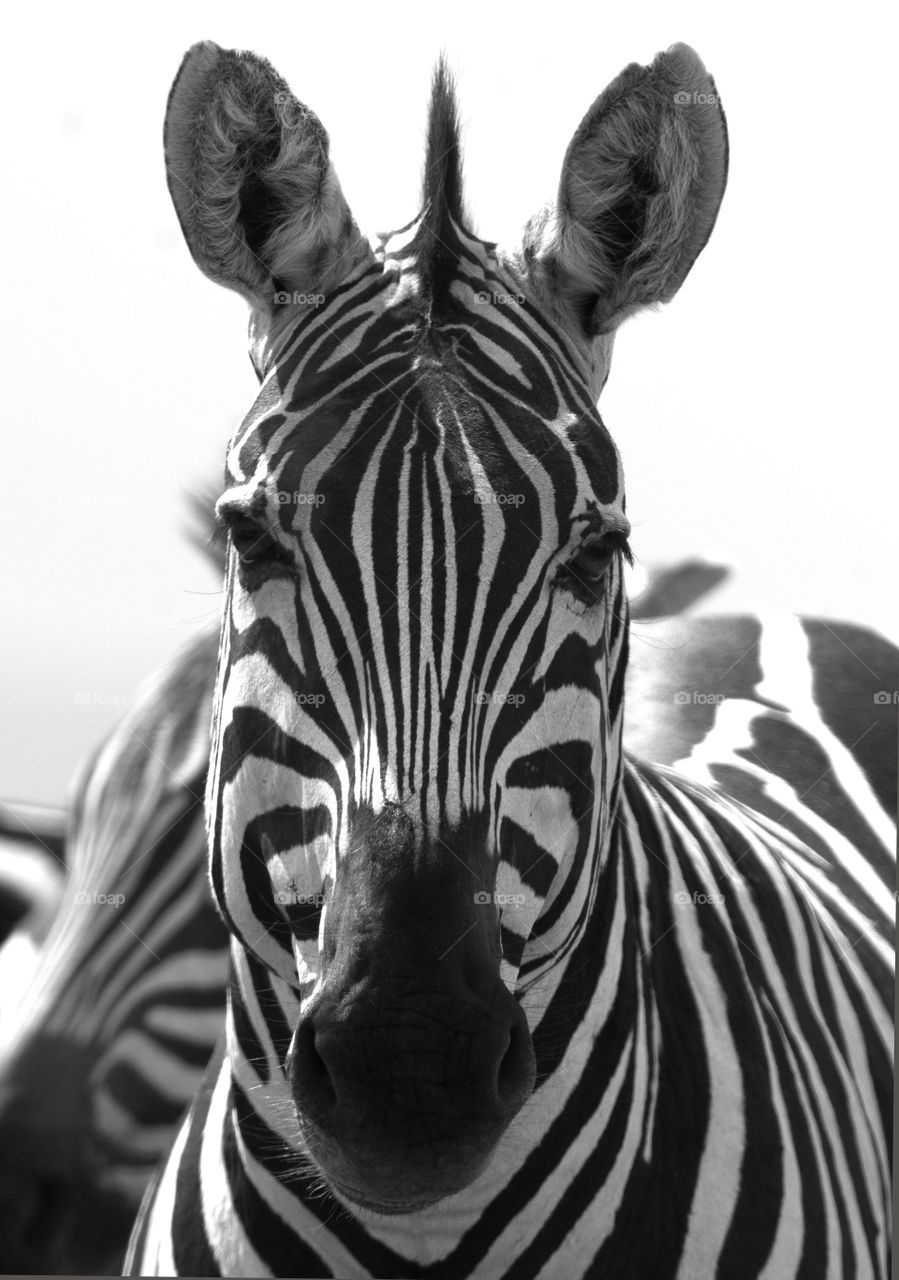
[210, 508, 228, 545]
[555, 531, 633, 602]
[603, 531, 634, 568]
[216, 508, 295, 575]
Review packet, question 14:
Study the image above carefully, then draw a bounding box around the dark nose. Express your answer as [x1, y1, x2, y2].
[290, 981, 535, 1207]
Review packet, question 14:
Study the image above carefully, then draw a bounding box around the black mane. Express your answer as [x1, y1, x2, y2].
[416, 56, 470, 307]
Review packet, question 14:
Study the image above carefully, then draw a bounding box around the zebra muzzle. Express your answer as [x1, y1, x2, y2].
[286, 984, 535, 1209]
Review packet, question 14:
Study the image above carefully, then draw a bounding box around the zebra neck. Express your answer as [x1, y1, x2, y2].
[208, 757, 778, 1258]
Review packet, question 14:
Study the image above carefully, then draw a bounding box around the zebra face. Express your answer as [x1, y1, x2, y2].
[166, 42, 726, 1210]
[209, 258, 630, 1208]
[212, 252, 632, 983]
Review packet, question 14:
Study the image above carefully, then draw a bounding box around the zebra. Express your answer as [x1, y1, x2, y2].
[0, 626, 228, 1276]
[3, 610, 891, 1277]
[1, 609, 892, 1275]
[0, 558, 732, 1276]
[124, 37, 892, 1278]
[0, 554, 727, 1269]
[23, 37, 899, 1277]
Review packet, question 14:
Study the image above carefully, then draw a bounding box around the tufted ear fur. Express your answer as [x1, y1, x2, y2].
[524, 43, 727, 340]
[164, 41, 371, 314]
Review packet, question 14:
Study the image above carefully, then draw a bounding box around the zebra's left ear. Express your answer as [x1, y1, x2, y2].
[524, 43, 727, 339]
[164, 41, 371, 313]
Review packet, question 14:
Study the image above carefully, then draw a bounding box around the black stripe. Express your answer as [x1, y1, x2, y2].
[170, 1040, 225, 1276]
[227, 1078, 335, 1277]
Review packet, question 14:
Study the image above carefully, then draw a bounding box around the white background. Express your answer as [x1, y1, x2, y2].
[1, 0, 895, 804]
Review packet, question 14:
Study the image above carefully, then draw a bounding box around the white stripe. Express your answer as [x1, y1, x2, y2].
[200, 1055, 270, 1275]
[127, 1108, 189, 1275]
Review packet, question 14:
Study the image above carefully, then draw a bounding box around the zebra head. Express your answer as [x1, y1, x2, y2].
[165, 42, 726, 1214]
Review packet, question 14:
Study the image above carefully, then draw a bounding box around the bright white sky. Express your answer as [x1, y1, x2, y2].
[2, 1, 896, 804]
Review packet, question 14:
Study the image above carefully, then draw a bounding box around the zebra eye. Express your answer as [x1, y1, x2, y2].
[557, 532, 632, 601]
[226, 515, 286, 567]
[569, 539, 616, 582]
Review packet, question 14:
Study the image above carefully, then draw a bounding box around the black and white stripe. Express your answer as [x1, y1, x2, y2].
[131, 760, 892, 1278]
[0, 562, 747, 1275]
[1, 609, 890, 1274]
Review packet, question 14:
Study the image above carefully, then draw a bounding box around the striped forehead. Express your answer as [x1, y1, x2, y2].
[225, 244, 625, 530]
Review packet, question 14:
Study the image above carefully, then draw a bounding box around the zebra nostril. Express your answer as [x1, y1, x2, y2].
[496, 1029, 516, 1092]
[291, 1018, 337, 1114]
[309, 1041, 337, 1108]
[496, 1014, 536, 1116]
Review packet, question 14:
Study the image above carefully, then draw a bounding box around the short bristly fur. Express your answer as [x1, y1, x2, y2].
[164, 41, 369, 310]
[524, 43, 728, 336]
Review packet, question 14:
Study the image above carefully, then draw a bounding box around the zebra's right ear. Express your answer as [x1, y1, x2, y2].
[524, 43, 727, 341]
[164, 42, 371, 312]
